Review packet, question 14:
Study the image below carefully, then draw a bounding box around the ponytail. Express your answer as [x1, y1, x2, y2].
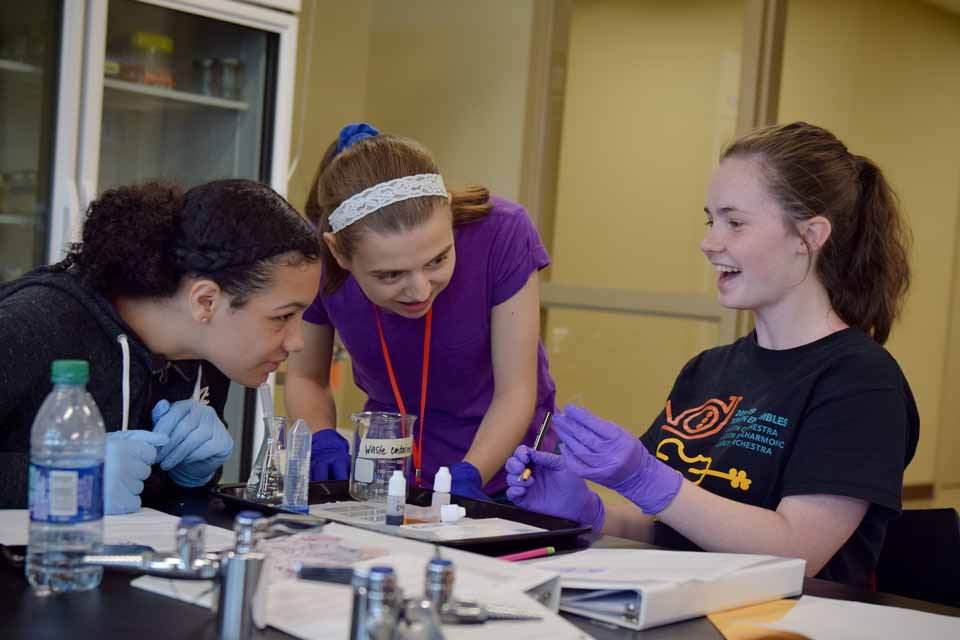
[722, 122, 912, 344]
[450, 184, 493, 225]
[825, 157, 911, 344]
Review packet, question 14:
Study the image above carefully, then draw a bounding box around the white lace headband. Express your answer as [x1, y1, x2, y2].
[328, 173, 449, 233]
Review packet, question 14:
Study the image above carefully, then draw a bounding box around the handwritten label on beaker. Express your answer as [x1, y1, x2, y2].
[357, 436, 413, 459]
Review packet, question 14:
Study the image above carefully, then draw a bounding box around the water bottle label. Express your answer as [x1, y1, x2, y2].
[29, 464, 104, 523]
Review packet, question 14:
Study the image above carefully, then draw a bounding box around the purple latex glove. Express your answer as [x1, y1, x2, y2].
[553, 405, 682, 515]
[505, 445, 606, 532]
[449, 461, 492, 502]
[309, 429, 350, 481]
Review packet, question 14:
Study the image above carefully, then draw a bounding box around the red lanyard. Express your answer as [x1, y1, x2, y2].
[372, 304, 432, 485]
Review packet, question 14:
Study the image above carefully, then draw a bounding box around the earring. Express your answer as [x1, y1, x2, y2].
[201, 316, 210, 323]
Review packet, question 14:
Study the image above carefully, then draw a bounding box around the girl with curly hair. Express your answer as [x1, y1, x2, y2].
[0, 179, 322, 514]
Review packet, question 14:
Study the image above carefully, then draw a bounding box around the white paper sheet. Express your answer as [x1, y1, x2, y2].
[134, 574, 217, 607]
[309, 501, 546, 542]
[0, 510, 29, 545]
[0, 508, 234, 551]
[132, 522, 584, 640]
[266, 577, 590, 640]
[399, 518, 547, 541]
[259, 529, 391, 581]
[133, 523, 559, 603]
[530, 548, 785, 589]
[763, 595, 960, 639]
[320, 523, 558, 596]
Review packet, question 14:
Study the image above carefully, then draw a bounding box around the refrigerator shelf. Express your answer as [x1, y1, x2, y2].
[103, 78, 249, 112]
[0, 214, 37, 228]
[0, 59, 41, 75]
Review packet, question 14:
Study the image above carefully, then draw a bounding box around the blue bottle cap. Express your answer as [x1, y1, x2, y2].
[236, 510, 263, 523]
[427, 558, 452, 567]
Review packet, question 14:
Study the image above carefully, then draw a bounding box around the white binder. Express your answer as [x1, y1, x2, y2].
[532, 548, 806, 630]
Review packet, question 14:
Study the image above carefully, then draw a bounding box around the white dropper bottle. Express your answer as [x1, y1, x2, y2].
[431, 466, 452, 509]
[385, 470, 406, 525]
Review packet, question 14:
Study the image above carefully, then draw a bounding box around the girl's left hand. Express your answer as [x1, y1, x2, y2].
[553, 405, 682, 515]
[151, 399, 234, 486]
[449, 461, 492, 502]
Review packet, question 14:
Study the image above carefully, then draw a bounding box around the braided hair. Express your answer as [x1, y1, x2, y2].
[57, 179, 321, 306]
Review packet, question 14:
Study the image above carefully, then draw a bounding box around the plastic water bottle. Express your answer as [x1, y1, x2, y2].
[26, 360, 106, 593]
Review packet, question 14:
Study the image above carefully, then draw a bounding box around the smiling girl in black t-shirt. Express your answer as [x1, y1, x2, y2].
[505, 122, 918, 588]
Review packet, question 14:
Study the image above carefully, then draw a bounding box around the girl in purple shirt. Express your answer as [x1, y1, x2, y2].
[284, 124, 557, 499]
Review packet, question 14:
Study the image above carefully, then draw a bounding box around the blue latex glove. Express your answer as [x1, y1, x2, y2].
[151, 399, 234, 487]
[505, 445, 605, 531]
[553, 405, 682, 515]
[309, 429, 351, 481]
[105, 430, 169, 515]
[449, 461, 492, 502]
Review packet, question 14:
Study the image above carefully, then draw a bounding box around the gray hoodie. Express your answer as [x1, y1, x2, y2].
[0, 266, 230, 508]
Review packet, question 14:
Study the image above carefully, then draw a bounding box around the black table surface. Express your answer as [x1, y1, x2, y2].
[3, 493, 958, 639]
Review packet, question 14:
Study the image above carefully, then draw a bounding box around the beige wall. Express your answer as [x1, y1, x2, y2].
[288, 0, 535, 207]
[779, 0, 960, 486]
[281, 0, 374, 425]
[363, 1, 535, 201]
[544, 0, 744, 433]
[286, 0, 372, 211]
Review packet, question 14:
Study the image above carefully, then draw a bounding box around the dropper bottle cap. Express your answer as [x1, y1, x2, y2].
[434, 466, 451, 493]
[388, 470, 406, 497]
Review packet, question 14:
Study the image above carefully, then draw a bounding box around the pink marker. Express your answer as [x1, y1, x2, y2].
[496, 546, 556, 562]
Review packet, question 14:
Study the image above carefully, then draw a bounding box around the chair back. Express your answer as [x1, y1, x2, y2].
[875, 507, 960, 607]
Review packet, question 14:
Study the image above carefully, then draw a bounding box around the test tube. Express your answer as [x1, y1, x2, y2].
[282, 419, 311, 513]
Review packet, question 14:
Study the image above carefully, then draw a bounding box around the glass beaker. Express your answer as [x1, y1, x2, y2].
[349, 412, 415, 503]
[244, 416, 286, 502]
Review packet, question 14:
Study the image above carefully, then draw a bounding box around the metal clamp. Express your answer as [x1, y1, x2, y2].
[347, 553, 542, 640]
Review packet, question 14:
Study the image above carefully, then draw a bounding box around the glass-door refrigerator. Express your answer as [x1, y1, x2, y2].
[3, 0, 301, 483]
[0, 0, 63, 283]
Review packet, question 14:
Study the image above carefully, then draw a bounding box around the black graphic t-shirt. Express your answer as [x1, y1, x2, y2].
[639, 328, 919, 588]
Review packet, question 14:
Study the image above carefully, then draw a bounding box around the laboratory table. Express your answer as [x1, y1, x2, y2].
[1, 493, 957, 639]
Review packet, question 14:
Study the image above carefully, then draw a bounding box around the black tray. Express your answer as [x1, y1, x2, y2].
[211, 481, 591, 556]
